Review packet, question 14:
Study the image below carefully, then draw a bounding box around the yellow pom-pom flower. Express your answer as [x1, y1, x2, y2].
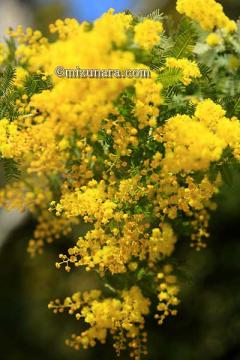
[134, 18, 163, 50]
[176, 0, 237, 32]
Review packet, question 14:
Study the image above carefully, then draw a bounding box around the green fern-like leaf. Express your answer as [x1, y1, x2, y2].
[0, 158, 21, 182]
[220, 96, 240, 117]
[4, 37, 17, 66]
[232, 96, 240, 116]
[150, 35, 174, 69]
[162, 83, 186, 105]
[157, 68, 182, 88]
[151, 19, 198, 71]
[146, 9, 164, 22]
[24, 73, 52, 97]
[0, 65, 16, 95]
[198, 63, 211, 79]
[0, 65, 19, 120]
[168, 19, 198, 59]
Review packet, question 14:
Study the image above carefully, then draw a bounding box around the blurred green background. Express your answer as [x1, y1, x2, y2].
[0, 1, 240, 360]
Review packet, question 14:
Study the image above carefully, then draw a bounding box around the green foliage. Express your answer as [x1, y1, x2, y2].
[168, 19, 198, 59]
[0, 65, 18, 120]
[220, 95, 240, 117]
[157, 68, 182, 87]
[24, 73, 52, 97]
[146, 9, 164, 23]
[0, 64, 15, 92]
[0, 158, 21, 182]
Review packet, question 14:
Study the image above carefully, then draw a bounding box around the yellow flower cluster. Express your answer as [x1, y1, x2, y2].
[155, 265, 179, 325]
[0, 178, 51, 212]
[14, 66, 28, 87]
[176, 0, 237, 32]
[160, 99, 240, 173]
[134, 76, 163, 128]
[148, 224, 177, 264]
[0, 3, 239, 358]
[134, 18, 163, 50]
[162, 114, 224, 172]
[165, 57, 201, 85]
[0, 118, 25, 158]
[52, 181, 118, 226]
[57, 213, 150, 274]
[10, 11, 139, 140]
[206, 32, 222, 46]
[49, 286, 150, 359]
